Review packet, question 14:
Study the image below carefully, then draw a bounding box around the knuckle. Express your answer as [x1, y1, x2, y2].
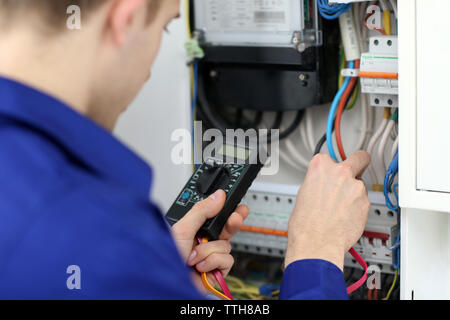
[337, 163, 353, 178]
[192, 199, 207, 211]
[310, 153, 329, 168]
[355, 180, 366, 194]
[224, 241, 232, 253]
[229, 255, 235, 267]
[308, 154, 331, 175]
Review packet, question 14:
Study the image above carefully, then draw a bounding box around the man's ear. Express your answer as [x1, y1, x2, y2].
[108, 0, 148, 45]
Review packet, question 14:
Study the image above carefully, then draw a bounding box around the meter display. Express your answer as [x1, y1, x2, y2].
[194, 0, 307, 47]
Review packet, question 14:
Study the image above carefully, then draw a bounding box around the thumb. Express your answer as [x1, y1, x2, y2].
[172, 189, 226, 240]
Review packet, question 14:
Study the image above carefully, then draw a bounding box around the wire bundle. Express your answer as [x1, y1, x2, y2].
[325, 54, 368, 294]
[197, 237, 234, 300]
[318, 0, 352, 20]
[384, 150, 399, 212]
[383, 150, 400, 299]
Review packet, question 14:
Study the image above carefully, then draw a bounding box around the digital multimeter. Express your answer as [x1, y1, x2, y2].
[166, 140, 264, 240]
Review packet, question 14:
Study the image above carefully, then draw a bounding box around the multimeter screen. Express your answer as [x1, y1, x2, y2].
[218, 145, 250, 161]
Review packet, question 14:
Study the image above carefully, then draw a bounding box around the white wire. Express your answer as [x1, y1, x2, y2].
[365, 98, 375, 149]
[260, 119, 309, 170]
[391, 135, 399, 160]
[284, 139, 310, 169]
[367, 118, 389, 186]
[305, 108, 316, 154]
[359, 1, 370, 52]
[379, 0, 389, 11]
[353, 90, 368, 151]
[353, 3, 365, 53]
[299, 115, 312, 154]
[389, 0, 398, 18]
[376, 119, 395, 179]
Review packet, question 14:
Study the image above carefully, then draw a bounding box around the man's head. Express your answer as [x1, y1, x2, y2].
[0, 0, 181, 130]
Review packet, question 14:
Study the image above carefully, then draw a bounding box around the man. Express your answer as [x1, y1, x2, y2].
[0, 0, 370, 299]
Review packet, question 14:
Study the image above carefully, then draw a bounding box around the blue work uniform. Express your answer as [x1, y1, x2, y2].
[0, 76, 348, 300]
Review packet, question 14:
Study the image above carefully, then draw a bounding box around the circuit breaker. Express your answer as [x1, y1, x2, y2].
[232, 182, 399, 274]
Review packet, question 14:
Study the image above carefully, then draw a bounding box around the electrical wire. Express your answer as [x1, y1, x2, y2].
[281, 141, 310, 170]
[327, 61, 355, 161]
[279, 110, 305, 140]
[389, 0, 398, 19]
[384, 150, 399, 211]
[337, 38, 368, 152]
[391, 135, 399, 160]
[197, 80, 229, 133]
[335, 60, 360, 161]
[352, 90, 369, 151]
[191, 62, 199, 170]
[383, 269, 398, 300]
[305, 108, 316, 153]
[325, 59, 368, 294]
[300, 115, 313, 155]
[314, 133, 328, 156]
[318, 0, 352, 20]
[252, 111, 263, 129]
[376, 110, 397, 175]
[367, 109, 390, 187]
[184, 0, 192, 40]
[262, 119, 310, 170]
[198, 237, 233, 300]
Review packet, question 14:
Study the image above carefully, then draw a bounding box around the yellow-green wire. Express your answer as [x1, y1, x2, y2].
[338, 45, 359, 110]
[184, 0, 196, 172]
[383, 269, 398, 300]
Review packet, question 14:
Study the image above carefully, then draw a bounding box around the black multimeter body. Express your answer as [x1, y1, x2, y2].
[166, 141, 264, 240]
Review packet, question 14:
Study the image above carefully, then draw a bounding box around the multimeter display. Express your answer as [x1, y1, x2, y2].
[166, 143, 263, 240]
[217, 145, 250, 161]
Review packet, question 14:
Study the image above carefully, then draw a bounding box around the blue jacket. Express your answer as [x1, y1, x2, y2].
[0, 76, 348, 300]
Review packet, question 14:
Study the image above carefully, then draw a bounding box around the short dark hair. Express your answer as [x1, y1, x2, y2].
[0, 0, 162, 31]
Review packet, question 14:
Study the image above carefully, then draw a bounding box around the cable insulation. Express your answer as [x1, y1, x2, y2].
[335, 60, 360, 161]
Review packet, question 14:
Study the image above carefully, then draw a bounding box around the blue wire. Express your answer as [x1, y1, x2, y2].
[318, 0, 352, 20]
[383, 150, 401, 270]
[391, 232, 401, 270]
[327, 61, 355, 161]
[192, 62, 199, 170]
[384, 151, 399, 211]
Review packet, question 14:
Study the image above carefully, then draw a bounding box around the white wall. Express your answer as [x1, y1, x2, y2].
[114, 6, 192, 212]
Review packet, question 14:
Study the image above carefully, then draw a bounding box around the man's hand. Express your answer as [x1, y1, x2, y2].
[285, 151, 371, 271]
[171, 190, 249, 292]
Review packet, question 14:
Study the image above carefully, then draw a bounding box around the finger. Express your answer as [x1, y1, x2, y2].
[219, 205, 249, 240]
[187, 240, 232, 266]
[342, 151, 371, 178]
[195, 253, 234, 274]
[172, 190, 226, 240]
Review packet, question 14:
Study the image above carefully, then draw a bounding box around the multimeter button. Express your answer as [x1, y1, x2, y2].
[181, 191, 191, 200]
[197, 166, 230, 196]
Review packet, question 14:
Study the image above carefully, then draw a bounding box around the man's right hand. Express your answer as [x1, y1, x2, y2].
[285, 151, 371, 271]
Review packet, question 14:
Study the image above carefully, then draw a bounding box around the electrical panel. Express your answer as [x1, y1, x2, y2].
[232, 182, 399, 274]
[192, 0, 340, 112]
[188, 0, 401, 299]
